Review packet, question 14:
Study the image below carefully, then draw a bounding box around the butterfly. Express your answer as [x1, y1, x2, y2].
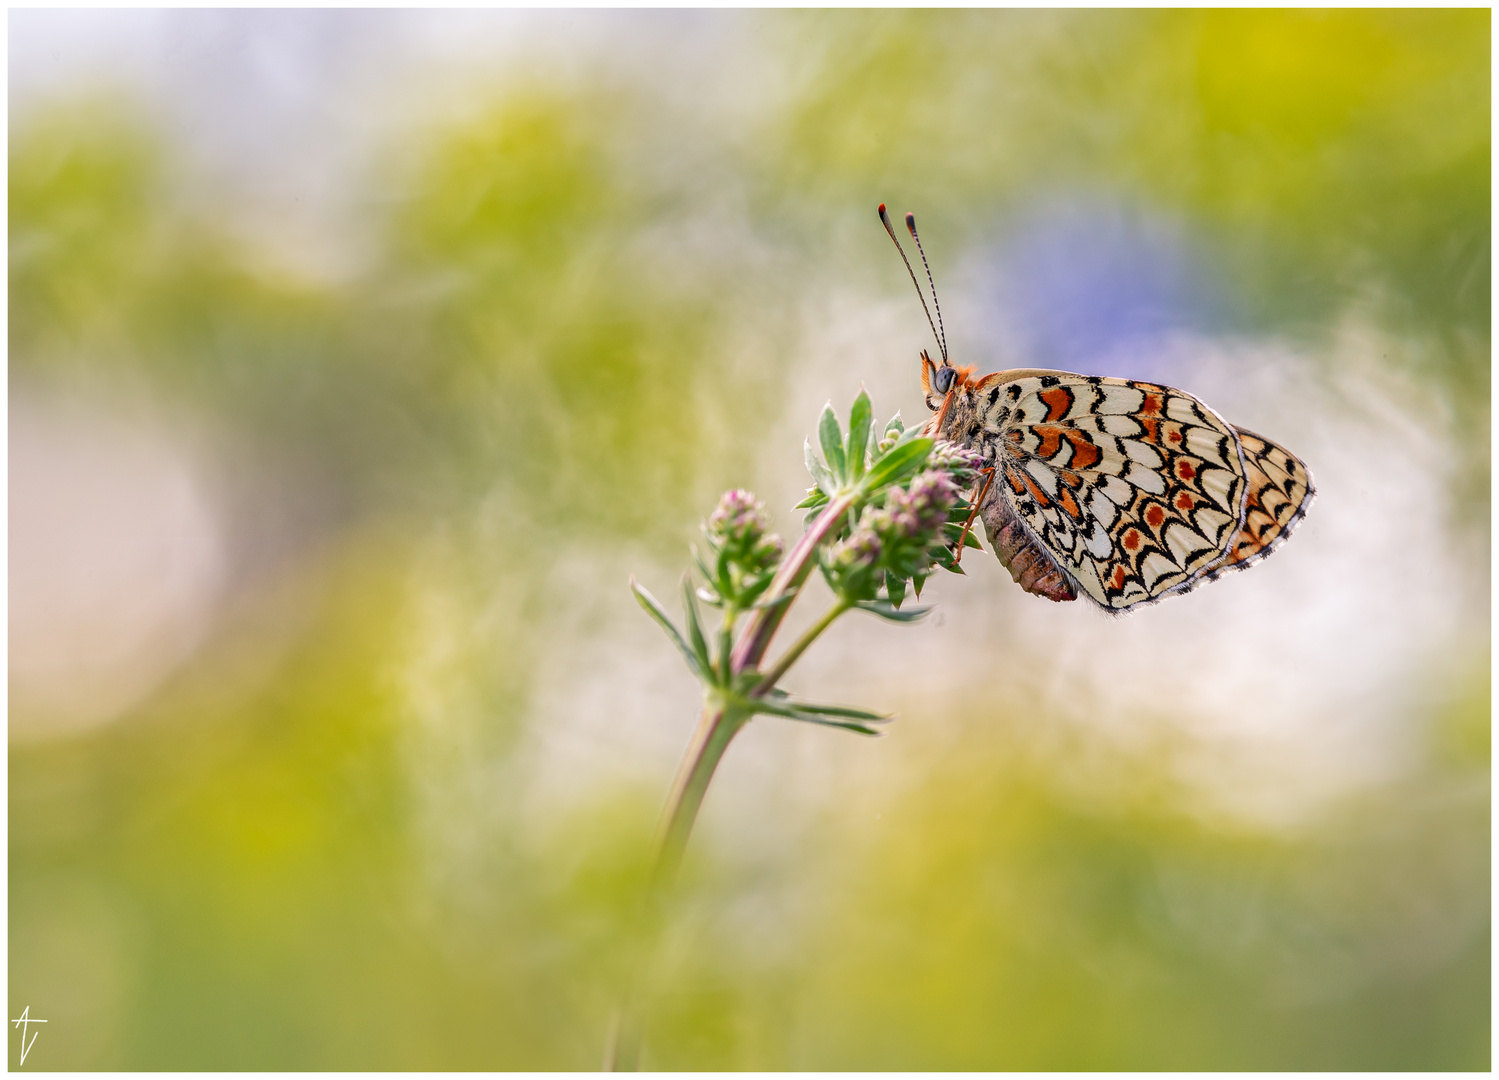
[879, 205, 1315, 612]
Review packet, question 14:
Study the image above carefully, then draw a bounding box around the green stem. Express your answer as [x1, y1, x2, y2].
[717, 606, 736, 686]
[753, 599, 850, 696]
[651, 703, 747, 893]
[607, 495, 856, 1071]
[730, 492, 857, 675]
[605, 702, 746, 1071]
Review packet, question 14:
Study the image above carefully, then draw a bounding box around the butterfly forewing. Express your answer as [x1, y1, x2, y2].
[979, 374, 1250, 611]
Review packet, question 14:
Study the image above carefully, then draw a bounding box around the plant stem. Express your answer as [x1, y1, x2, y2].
[606, 494, 857, 1071]
[651, 703, 747, 893]
[754, 599, 850, 696]
[606, 700, 746, 1071]
[730, 492, 857, 675]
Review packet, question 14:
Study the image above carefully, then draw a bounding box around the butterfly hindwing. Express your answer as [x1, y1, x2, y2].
[1202, 427, 1316, 581]
[979, 374, 1250, 611]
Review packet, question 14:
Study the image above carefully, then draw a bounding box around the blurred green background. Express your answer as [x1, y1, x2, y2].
[9, 10, 1489, 1070]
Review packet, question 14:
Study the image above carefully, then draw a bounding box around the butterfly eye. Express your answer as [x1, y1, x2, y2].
[933, 366, 956, 396]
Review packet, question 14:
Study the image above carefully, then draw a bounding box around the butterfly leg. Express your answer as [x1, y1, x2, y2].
[952, 467, 996, 567]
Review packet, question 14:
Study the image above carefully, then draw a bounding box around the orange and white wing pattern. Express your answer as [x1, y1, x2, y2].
[981, 374, 1254, 611]
[1202, 427, 1316, 581]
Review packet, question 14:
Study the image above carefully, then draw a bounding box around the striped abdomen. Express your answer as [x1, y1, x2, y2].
[980, 488, 1077, 603]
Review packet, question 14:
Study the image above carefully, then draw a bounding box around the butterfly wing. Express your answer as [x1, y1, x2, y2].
[979, 373, 1250, 611]
[1202, 427, 1316, 580]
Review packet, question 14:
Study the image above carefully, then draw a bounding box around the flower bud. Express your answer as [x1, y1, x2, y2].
[705, 489, 783, 585]
[752, 532, 784, 569]
[828, 523, 882, 574]
[929, 440, 985, 481]
[708, 488, 766, 547]
[886, 470, 958, 540]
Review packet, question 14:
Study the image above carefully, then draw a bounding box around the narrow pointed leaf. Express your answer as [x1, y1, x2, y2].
[863, 437, 934, 491]
[884, 412, 905, 439]
[886, 573, 908, 609]
[944, 522, 984, 551]
[794, 486, 828, 510]
[690, 548, 717, 589]
[804, 439, 837, 497]
[930, 546, 967, 574]
[781, 700, 891, 722]
[856, 599, 932, 622]
[631, 577, 703, 679]
[748, 696, 884, 736]
[818, 404, 846, 481]
[681, 575, 715, 680]
[846, 389, 873, 481]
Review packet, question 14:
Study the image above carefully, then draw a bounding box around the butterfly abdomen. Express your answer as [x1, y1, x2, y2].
[980, 489, 1077, 603]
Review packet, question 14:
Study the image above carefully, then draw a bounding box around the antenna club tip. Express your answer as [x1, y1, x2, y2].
[877, 203, 886, 214]
[905, 211, 917, 230]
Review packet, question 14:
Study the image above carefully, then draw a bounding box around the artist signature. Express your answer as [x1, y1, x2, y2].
[12, 1007, 46, 1066]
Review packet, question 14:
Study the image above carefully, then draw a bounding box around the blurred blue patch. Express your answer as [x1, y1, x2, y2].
[976, 197, 1234, 383]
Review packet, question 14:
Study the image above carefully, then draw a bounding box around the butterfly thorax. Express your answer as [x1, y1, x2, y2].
[925, 367, 1080, 604]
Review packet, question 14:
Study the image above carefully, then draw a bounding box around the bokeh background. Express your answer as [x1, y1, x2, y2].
[9, 9, 1489, 1070]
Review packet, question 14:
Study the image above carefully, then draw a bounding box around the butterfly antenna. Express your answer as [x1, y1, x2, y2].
[905, 211, 948, 365]
[879, 203, 946, 364]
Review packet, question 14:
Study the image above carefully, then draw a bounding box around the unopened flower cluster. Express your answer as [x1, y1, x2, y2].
[928, 440, 985, 484]
[700, 489, 784, 608]
[823, 469, 961, 602]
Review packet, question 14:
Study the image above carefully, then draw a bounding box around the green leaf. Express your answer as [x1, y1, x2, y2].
[887, 573, 908, 609]
[804, 439, 836, 497]
[747, 696, 885, 736]
[912, 571, 928, 599]
[794, 486, 829, 510]
[631, 577, 703, 680]
[846, 388, 873, 481]
[944, 522, 984, 551]
[930, 545, 967, 574]
[785, 701, 892, 722]
[884, 413, 905, 439]
[681, 575, 715, 682]
[818, 403, 846, 481]
[864, 437, 934, 491]
[856, 599, 932, 622]
[690, 548, 718, 591]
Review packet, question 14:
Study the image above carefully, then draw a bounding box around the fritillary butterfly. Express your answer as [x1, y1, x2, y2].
[880, 204, 1315, 612]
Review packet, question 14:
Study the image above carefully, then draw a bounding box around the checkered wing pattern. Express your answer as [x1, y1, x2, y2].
[1202, 427, 1316, 581]
[980, 374, 1251, 611]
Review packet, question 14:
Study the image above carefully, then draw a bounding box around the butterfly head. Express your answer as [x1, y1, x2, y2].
[920, 349, 974, 413]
